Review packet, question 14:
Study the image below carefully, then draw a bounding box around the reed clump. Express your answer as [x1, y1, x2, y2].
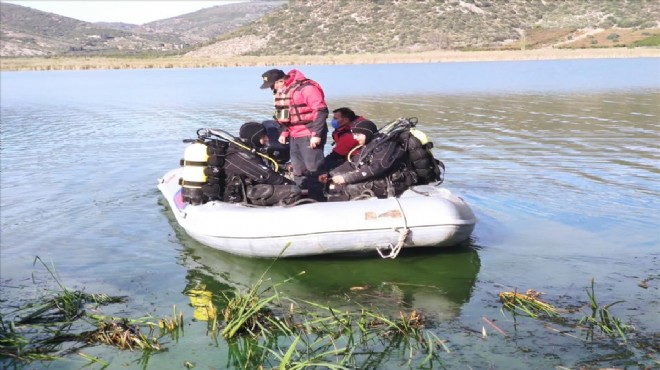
[88, 319, 160, 351]
[498, 289, 558, 318]
[498, 279, 634, 343]
[6, 255, 648, 369]
[578, 278, 634, 342]
[0, 257, 184, 367]
[214, 288, 447, 369]
[206, 245, 448, 368]
[220, 280, 278, 339]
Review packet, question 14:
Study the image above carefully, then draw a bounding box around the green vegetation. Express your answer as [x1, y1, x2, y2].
[1, 256, 656, 369]
[578, 278, 634, 342]
[1, 255, 447, 369]
[633, 35, 660, 47]
[224, 0, 660, 56]
[3, 0, 658, 60]
[499, 289, 558, 319]
[498, 279, 635, 344]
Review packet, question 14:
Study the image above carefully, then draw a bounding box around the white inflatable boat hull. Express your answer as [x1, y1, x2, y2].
[158, 168, 476, 258]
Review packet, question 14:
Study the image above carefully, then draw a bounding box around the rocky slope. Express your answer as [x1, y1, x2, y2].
[0, 1, 283, 57]
[2, 0, 658, 58]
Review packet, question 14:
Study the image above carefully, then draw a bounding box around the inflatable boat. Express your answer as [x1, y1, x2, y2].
[158, 167, 476, 258]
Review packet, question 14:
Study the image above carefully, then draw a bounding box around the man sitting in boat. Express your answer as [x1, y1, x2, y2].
[323, 118, 445, 201]
[323, 120, 415, 201]
[317, 107, 365, 173]
[223, 122, 302, 206]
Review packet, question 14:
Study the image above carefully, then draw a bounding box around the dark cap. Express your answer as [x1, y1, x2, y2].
[351, 120, 378, 142]
[260, 69, 286, 89]
[239, 122, 266, 148]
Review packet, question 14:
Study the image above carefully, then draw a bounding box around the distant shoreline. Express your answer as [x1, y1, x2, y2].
[1, 48, 658, 71]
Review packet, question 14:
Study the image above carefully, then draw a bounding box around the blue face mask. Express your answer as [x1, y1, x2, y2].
[331, 118, 340, 129]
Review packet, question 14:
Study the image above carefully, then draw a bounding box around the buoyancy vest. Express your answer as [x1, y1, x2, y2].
[274, 79, 323, 126]
[365, 118, 444, 185]
[332, 116, 365, 158]
[397, 131, 444, 185]
[331, 124, 352, 144]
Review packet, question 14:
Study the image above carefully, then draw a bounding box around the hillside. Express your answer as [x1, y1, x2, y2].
[1, 0, 659, 61]
[192, 0, 660, 57]
[138, 1, 285, 44]
[0, 1, 284, 57]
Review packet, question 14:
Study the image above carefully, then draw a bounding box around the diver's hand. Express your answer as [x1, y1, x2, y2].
[278, 134, 287, 145]
[309, 136, 321, 148]
[331, 175, 346, 185]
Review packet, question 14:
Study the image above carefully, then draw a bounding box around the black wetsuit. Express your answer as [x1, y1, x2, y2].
[328, 135, 414, 200]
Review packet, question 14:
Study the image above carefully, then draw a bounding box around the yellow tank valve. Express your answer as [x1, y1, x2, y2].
[410, 128, 429, 145]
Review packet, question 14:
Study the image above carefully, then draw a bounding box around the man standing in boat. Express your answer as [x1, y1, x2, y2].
[325, 120, 416, 201]
[260, 69, 328, 201]
[317, 107, 364, 173]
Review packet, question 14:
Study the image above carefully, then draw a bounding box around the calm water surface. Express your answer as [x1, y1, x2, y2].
[1, 58, 659, 369]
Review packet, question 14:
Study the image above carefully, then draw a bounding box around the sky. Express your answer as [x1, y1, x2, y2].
[2, 1, 243, 25]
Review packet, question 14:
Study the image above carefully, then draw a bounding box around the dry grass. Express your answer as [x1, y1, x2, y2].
[523, 28, 577, 47]
[1, 48, 658, 72]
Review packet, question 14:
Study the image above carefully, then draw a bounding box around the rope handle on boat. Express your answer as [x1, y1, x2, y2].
[376, 197, 410, 259]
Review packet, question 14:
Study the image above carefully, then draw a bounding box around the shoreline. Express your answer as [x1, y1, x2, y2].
[1, 48, 658, 71]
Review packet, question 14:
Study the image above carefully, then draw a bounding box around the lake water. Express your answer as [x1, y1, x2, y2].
[1, 58, 659, 369]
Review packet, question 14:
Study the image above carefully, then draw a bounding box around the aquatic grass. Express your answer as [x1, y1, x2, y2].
[85, 306, 184, 351]
[497, 280, 635, 346]
[157, 305, 185, 339]
[0, 256, 188, 366]
[4, 253, 449, 368]
[266, 336, 352, 370]
[13, 258, 127, 326]
[0, 257, 130, 364]
[78, 351, 110, 368]
[578, 278, 634, 342]
[219, 243, 303, 339]
[212, 278, 448, 369]
[0, 316, 59, 362]
[88, 319, 160, 351]
[221, 286, 278, 339]
[498, 289, 558, 318]
[267, 300, 446, 368]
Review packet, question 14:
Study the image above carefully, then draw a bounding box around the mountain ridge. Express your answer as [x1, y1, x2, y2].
[1, 0, 659, 59]
[0, 1, 284, 57]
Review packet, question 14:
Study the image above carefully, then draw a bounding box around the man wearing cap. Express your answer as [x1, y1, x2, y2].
[260, 68, 328, 201]
[325, 120, 415, 201]
[221, 122, 301, 206]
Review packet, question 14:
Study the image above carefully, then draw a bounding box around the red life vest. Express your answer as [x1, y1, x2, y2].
[331, 124, 351, 143]
[274, 79, 324, 126]
[332, 116, 366, 157]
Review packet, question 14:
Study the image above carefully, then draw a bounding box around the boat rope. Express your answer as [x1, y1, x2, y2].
[377, 197, 409, 259]
[410, 186, 433, 196]
[352, 189, 376, 201]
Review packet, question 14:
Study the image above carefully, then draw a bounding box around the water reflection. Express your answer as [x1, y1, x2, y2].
[178, 232, 480, 321]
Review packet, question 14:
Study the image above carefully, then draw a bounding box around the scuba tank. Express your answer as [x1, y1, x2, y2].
[178, 128, 282, 206]
[409, 127, 429, 145]
[180, 141, 209, 205]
